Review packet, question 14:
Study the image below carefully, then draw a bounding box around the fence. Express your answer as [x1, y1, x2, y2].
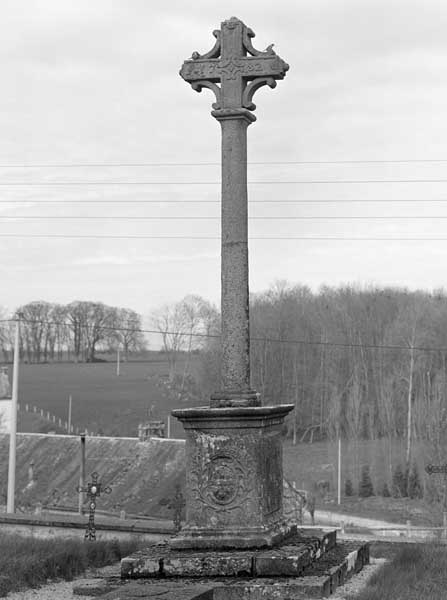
[17, 402, 81, 435]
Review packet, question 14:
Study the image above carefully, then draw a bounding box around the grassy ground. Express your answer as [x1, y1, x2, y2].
[0, 534, 144, 597]
[16, 355, 199, 438]
[349, 542, 447, 600]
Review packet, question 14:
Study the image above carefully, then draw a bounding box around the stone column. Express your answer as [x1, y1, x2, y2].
[211, 109, 258, 408]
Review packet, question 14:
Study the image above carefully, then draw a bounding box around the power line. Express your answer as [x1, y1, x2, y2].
[3, 215, 447, 220]
[2, 234, 447, 240]
[1, 199, 447, 204]
[1, 159, 447, 168]
[2, 317, 447, 354]
[1, 179, 447, 186]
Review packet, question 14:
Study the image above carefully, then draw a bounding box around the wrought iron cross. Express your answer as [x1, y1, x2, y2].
[180, 17, 288, 408]
[167, 484, 185, 532]
[77, 471, 112, 541]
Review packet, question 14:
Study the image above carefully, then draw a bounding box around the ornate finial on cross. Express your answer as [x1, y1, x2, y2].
[180, 16, 289, 120]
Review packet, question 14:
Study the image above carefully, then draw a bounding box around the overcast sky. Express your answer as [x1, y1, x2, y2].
[1, 0, 447, 320]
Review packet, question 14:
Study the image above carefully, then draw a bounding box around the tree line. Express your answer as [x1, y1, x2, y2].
[0, 301, 145, 363]
[196, 282, 447, 469]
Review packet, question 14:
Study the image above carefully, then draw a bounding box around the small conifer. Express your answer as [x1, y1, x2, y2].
[381, 482, 391, 497]
[345, 478, 354, 496]
[408, 462, 423, 499]
[392, 464, 407, 497]
[358, 465, 374, 497]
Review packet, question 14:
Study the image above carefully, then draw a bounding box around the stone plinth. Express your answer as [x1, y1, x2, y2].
[169, 404, 294, 549]
[122, 529, 337, 578]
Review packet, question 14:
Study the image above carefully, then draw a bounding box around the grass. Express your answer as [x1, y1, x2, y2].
[16, 355, 199, 438]
[0, 534, 144, 597]
[348, 543, 447, 600]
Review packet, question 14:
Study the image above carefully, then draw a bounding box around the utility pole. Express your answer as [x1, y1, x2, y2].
[337, 437, 342, 505]
[7, 315, 21, 513]
[78, 431, 87, 515]
[68, 394, 72, 434]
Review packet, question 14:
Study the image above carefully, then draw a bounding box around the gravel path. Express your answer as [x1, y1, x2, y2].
[5, 564, 120, 600]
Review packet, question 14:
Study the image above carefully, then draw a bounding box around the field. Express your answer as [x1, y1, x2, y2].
[16, 355, 200, 439]
[11, 360, 442, 525]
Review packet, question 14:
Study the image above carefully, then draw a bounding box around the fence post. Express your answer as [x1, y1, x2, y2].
[406, 519, 411, 538]
[443, 512, 447, 540]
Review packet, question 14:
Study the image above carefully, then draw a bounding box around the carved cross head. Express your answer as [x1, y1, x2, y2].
[180, 17, 289, 120]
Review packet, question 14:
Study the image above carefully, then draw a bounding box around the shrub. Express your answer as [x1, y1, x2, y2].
[358, 465, 374, 497]
[392, 464, 408, 498]
[408, 462, 423, 499]
[345, 478, 354, 496]
[381, 482, 391, 497]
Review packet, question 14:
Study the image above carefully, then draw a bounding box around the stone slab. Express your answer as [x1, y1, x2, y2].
[100, 580, 215, 599]
[163, 552, 252, 578]
[170, 522, 296, 551]
[73, 578, 114, 596]
[211, 576, 332, 599]
[254, 543, 310, 577]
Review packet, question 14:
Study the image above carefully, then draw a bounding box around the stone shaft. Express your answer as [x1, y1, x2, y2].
[219, 113, 251, 397]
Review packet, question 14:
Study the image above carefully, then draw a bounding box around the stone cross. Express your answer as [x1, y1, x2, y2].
[180, 16, 288, 408]
[172, 18, 293, 550]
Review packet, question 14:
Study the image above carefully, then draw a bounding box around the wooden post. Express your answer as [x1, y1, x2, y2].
[7, 316, 20, 513]
[167, 415, 171, 438]
[337, 437, 342, 505]
[116, 346, 120, 377]
[68, 395, 72, 434]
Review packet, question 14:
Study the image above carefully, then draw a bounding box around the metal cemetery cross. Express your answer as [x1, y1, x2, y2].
[77, 471, 112, 541]
[168, 484, 186, 532]
[180, 17, 289, 407]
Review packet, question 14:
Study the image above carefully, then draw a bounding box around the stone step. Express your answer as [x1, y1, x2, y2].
[200, 542, 370, 600]
[121, 529, 337, 579]
[82, 541, 369, 599]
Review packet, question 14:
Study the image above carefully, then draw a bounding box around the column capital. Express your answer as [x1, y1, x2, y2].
[212, 107, 256, 123]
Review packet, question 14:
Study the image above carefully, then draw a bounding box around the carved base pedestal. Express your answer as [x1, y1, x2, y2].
[169, 404, 294, 550]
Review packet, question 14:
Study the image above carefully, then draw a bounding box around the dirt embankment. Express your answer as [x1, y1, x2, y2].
[0, 433, 186, 518]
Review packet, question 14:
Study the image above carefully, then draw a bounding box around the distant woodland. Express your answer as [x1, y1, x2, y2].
[0, 301, 145, 363]
[2, 284, 447, 468]
[197, 283, 447, 469]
